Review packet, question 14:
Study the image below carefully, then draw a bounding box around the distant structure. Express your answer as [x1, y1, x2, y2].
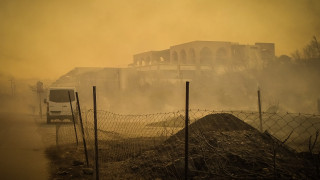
[129, 41, 275, 84]
[50, 41, 320, 114]
[131, 41, 274, 69]
[52, 40, 275, 92]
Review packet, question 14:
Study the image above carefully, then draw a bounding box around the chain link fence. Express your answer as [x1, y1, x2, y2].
[54, 107, 320, 179]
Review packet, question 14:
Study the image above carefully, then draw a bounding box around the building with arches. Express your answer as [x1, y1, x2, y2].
[53, 41, 275, 97]
[130, 41, 275, 83]
[132, 41, 274, 69]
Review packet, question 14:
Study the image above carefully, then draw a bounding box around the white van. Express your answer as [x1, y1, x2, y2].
[45, 87, 77, 124]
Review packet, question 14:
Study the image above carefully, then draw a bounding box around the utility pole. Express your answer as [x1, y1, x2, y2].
[9, 79, 15, 96]
[37, 81, 44, 118]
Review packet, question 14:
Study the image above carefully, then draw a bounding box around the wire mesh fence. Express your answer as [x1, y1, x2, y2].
[55, 123, 81, 146]
[53, 108, 320, 179]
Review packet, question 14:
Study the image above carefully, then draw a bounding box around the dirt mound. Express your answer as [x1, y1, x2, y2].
[166, 113, 255, 143]
[190, 113, 255, 131]
[129, 113, 318, 179]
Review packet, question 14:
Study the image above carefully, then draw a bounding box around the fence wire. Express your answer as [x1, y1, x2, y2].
[55, 109, 320, 179]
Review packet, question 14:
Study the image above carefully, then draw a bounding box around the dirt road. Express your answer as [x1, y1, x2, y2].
[0, 113, 50, 180]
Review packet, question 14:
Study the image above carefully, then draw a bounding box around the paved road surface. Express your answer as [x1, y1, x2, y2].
[0, 113, 49, 180]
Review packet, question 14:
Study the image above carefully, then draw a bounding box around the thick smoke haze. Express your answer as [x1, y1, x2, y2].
[0, 0, 320, 79]
[1, 1, 319, 179]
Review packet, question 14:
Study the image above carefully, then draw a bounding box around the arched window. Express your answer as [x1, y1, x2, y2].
[200, 47, 213, 64]
[139, 58, 143, 66]
[160, 57, 165, 63]
[133, 59, 138, 66]
[146, 56, 151, 65]
[171, 51, 178, 64]
[180, 50, 187, 64]
[189, 48, 196, 64]
[216, 48, 227, 65]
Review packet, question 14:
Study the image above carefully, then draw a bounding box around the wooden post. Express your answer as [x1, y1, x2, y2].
[76, 92, 89, 167]
[36, 81, 43, 118]
[56, 124, 59, 147]
[68, 91, 78, 146]
[93, 86, 99, 180]
[185, 81, 189, 180]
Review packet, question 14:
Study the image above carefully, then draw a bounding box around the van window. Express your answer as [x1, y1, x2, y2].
[49, 90, 75, 102]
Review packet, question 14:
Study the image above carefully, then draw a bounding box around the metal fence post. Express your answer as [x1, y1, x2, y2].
[56, 124, 60, 147]
[68, 91, 78, 146]
[93, 86, 99, 180]
[185, 81, 189, 180]
[76, 92, 89, 167]
[258, 88, 263, 132]
[39, 92, 42, 118]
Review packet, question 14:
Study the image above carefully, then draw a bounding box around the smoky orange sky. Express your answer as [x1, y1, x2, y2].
[0, 0, 319, 79]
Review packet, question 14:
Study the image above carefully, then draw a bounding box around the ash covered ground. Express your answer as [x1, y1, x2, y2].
[47, 113, 319, 179]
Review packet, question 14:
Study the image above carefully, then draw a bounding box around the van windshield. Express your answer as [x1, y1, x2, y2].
[49, 89, 75, 102]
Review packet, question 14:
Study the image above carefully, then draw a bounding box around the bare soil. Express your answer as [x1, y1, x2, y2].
[46, 113, 319, 179]
[45, 146, 93, 180]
